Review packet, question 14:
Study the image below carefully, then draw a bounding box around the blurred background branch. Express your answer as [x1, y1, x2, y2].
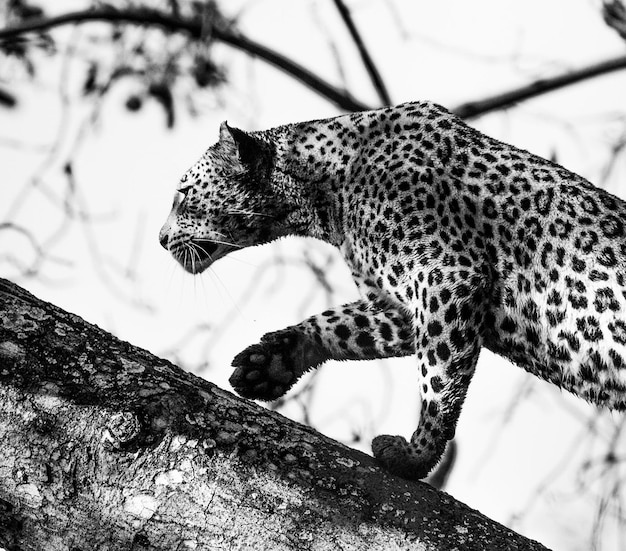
[0, 3, 371, 112]
[331, 0, 391, 106]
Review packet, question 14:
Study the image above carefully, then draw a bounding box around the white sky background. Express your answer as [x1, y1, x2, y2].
[2, 0, 626, 549]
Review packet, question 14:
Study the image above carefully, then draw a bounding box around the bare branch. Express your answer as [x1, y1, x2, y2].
[452, 55, 626, 119]
[0, 7, 372, 112]
[332, 0, 392, 106]
[2, 8, 626, 119]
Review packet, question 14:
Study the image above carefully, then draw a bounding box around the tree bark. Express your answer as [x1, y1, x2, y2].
[0, 278, 549, 551]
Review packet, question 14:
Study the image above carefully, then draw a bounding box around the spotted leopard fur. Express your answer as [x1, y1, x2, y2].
[159, 101, 626, 480]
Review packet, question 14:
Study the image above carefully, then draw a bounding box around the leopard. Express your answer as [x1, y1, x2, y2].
[159, 100, 626, 480]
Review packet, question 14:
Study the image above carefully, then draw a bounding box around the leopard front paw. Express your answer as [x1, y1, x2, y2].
[372, 434, 433, 480]
[230, 329, 301, 401]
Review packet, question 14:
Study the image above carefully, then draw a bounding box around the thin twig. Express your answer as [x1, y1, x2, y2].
[332, 0, 391, 106]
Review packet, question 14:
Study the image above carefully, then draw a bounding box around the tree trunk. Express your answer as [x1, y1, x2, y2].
[0, 278, 549, 550]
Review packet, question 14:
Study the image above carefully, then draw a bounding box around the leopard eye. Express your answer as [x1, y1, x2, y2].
[177, 183, 193, 197]
[174, 184, 194, 207]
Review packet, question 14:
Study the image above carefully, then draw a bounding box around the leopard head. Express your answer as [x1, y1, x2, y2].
[159, 122, 290, 274]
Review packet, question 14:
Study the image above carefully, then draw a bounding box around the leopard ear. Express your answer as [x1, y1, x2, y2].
[218, 121, 270, 169]
[219, 121, 236, 148]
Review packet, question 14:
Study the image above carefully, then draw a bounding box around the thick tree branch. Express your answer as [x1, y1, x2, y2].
[332, 0, 392, 106]
[0, 7, 371, 113]
[452, 54, 626, 119]
[0, 277, 549, 550]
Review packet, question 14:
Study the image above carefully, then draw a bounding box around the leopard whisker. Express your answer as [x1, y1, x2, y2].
[206, 229, 230, 239]
[195, 237, 243, 249]
[187, 244, 198, 274]
[228, 208, 274, 218]
[189, 241, 212, 264]
[191, 242, 206, 273]
[180, 245, 189, 273]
